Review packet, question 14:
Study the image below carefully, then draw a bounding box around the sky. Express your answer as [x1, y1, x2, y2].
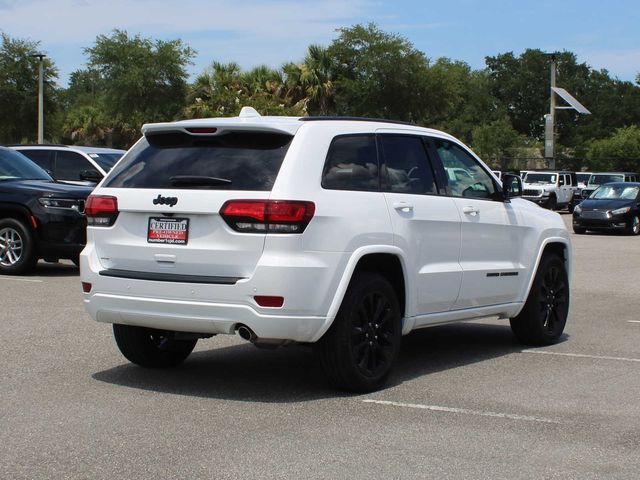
[1, 0, 639, 86]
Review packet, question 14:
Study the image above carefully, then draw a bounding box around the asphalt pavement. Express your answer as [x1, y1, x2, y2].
[1, 213, 639, 479]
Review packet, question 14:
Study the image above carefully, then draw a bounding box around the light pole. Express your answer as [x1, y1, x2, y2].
[30, 53, 46, 144]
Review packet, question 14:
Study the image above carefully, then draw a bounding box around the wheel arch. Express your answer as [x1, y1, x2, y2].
[514, 237, 571, 318]
[311, 246, 410, 342]
[0, 203, 36, 232]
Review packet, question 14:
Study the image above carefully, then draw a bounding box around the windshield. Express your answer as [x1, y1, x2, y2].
[525, 173, 556, 184]
[87, 153, 123, 171]
[0, 149, 52, 181]
[591, 185, 639, 200]
[589, 174, 623, 186]
[576, 173, 591, 183]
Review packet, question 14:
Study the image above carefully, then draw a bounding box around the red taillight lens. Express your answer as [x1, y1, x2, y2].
[254, 295, 284, 308]
[220, 200, 315, 234]
[81, 282, 92, 293]
[85, 195, 119, 227]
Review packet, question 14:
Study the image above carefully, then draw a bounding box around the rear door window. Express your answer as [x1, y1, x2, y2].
[105, 131, 293, 190]
[321, 134, 379, 191]
[379, 135, 437, 194]
[55, 151, 95, 181]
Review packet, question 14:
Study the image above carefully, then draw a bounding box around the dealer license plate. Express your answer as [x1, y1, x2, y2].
[147, 217, 189, 245]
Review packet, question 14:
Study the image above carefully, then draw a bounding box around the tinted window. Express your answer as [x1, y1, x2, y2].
[0, 148, 52, 181]
[589, 174, 623, 185]
[379, 135, 436, 194]
[105, 132, 292, 190]
[55, 151, 95, 181]
[433, 139, 496, 199]
[322, 135, 378, 191]
[87, 153, 123, 171]
[18, 150, 53, 171]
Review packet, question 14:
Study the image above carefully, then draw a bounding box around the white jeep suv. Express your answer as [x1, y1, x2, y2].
[80, 109, 571, 391]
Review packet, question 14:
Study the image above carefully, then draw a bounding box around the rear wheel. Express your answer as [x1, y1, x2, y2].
[627, 215, 640, 236]
[0, 218, 38, 275]
[573, 226, 586, 234]
[510, 254, 569, 346]
[113, 324, 197, 368]
[317, 273, 402, 392]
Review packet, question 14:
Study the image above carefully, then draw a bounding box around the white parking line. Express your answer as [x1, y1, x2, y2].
[0, 277, 43, 283]
[627, 320, 640, 324]
[361, 399, 561, 424]
[522, 350, 640, 363]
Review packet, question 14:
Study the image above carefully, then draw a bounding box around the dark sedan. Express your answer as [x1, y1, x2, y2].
[572, 182, 640, 235]
[0, 147, 93, 274]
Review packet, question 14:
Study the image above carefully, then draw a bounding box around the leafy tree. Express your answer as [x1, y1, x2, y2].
[0, 32, 58, 143]
[471, 117, 532, 168]
[80, 30, 195, 146]
[585, 125, 640, 171]
[327, 23, 434, 122]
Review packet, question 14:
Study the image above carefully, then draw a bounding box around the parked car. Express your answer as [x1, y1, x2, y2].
[576, 172, 592, 188]
[572, 182, 640, 235]
[581, 172, 638, 199]
[0, 147, 92, 274]
[10, 145, 125, 185]
[522, 170, 579, 211]
[80, 109, 571, 392]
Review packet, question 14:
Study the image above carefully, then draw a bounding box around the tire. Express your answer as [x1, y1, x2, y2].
[316, 272, 402, 392]
[573, 226, 586, 234]
[0, 218, 38, 275]
[567, 203, 575, 214]
[546, 195, 557, 211]
[627, 215, 640, 236]
[510, 254, 569, 346]
[113, 324, 197, 368]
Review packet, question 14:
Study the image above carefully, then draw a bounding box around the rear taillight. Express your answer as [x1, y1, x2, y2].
[220, 200, 315, 234]
[85, 195, 119, 227]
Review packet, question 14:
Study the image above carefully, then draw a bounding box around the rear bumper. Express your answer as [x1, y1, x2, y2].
[80, 243, 347, 343]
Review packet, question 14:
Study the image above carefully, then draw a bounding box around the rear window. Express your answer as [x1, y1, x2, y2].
[104, 131, 293, 190]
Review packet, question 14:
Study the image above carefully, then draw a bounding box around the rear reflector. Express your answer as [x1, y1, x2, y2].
[85, 195, 119, 227]
[81, 282, 92, 293]
[254, 296, 284, 308]
[220, 200, 315, 234]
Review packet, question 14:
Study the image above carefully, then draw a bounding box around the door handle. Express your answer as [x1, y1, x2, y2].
[393, 201, 414, 212]
[462, 206, 480, 216]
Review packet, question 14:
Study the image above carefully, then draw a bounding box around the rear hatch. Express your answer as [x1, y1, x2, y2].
[89, 126, 297, 280]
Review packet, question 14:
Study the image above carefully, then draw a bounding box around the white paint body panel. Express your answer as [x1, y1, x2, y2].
[81, 116, 571, 343]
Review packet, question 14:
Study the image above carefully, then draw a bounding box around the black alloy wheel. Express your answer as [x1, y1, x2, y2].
[317, 272, 402, 392]
[510, 254, 569, 345]
[627, 215, 640, 236]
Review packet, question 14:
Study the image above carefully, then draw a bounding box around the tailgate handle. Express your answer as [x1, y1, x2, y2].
[155, 254, 176, 264]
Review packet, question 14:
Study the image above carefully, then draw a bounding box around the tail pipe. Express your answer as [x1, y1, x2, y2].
[237, 325, 257, 343]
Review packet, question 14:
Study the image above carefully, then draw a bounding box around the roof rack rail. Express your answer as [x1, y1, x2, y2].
[6, 143, 70, 148]
[299, 116, 416, 127]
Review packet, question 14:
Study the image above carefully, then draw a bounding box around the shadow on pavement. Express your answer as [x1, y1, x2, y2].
[33, 261, 79, 277]
[92, 321, 568, 403]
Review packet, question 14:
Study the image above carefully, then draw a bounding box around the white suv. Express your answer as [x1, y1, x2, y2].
[80, 108, 571, 391]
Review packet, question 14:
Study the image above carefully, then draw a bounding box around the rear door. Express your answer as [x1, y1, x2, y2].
[379, 133, 462, 315]
[93, 130, 294, 279]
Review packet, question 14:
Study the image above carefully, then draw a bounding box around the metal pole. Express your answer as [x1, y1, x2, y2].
[38, 57, 44, 144]
[31, 53, 46, 144]
[549, 58, 556, 169]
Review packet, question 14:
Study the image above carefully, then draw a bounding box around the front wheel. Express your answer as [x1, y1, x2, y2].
[316, 273, 402, 392]
[0, 218, 38, 275]
[113, 324, 197, 368]
[546, 195, 557, 210]
[627, 215, 640, 236]
[573, 226, 586, 234]
[510, 254, 569, 346]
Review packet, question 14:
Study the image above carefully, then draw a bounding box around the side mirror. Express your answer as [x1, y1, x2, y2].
[79, 169, 103, 183]
[502, 174, 522, 200]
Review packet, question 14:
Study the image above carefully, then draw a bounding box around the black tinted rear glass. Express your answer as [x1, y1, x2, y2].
[321, 135, 378, 191]
[0, 148, 52, 181]
[104, 131, 293, 190]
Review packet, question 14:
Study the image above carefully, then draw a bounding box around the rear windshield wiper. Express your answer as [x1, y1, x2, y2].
[169, 175, 232, 187]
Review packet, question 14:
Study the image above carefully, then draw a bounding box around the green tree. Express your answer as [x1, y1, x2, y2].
[471, 117, 532, 168]
[585, 125, 640, 171]
[327, 23, 434, 122]
[80, 30, 195, 146]
[0, 32, 59, 143]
